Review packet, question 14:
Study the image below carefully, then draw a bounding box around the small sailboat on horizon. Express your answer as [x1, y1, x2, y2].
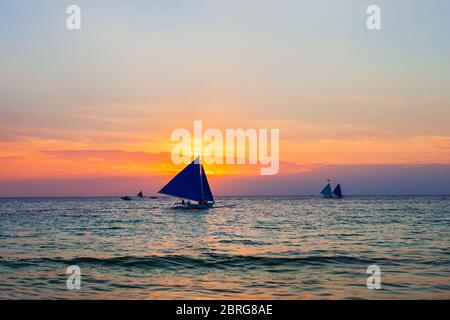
[320, 180, 333, 198]
[158, 157, 215, 209]
[333, 184, 343, 199]
[320, 180, 344, 199]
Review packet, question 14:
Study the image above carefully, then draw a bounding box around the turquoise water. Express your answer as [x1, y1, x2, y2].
[0, 196, 449, 299]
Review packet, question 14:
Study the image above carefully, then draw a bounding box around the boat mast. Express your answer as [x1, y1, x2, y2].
[199, 157, 204, 202]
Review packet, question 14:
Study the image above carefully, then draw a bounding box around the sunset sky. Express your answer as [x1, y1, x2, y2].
[1, 0, 449, 196]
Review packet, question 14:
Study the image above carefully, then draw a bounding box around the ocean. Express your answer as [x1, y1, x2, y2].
[0, 196, 449, 299]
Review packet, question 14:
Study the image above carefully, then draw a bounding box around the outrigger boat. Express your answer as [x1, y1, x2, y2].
[120, 191, 146, 201]
[159, 157, 215, 210]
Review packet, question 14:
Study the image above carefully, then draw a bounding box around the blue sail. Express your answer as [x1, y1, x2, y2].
[158, 158, 214, 202]
[333, 184, 343, 198]
[201, 166, 214, 202]
[320, 183, 332, 198]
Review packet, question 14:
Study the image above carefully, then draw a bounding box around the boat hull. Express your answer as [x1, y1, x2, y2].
[121, 196, 148, 201]
[173, 203, 214, 210]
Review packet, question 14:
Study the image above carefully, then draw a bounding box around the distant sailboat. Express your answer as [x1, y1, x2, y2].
[121, 191, 144, 201]
[158, 157, 215, 209]
[333, 184, 343, 198]
[320, 181, 333, 198]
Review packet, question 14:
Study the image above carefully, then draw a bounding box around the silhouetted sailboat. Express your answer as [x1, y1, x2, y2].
[320, 181, 333, 198]
[159, 157, 215, 209]
[333, 184, 343, 198]
[121, 191, 145, 201]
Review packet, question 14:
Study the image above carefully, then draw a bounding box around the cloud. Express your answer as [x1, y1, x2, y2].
[42, 149, 167, 163]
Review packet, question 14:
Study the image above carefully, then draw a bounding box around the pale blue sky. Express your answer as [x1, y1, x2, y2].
[1, 0, 449, 129]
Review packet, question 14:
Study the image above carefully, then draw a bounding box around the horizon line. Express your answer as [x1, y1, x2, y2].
[1, 194, 449, 199]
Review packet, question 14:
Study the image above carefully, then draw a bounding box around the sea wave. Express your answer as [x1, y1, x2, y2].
[0, 253, 409, 270]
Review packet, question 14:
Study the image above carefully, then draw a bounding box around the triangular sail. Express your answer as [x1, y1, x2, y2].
[320, 183, 332, 198]
[333, 184, 342, 198]
[201, 166, 214, 202]
[158, 158, 214, 202]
